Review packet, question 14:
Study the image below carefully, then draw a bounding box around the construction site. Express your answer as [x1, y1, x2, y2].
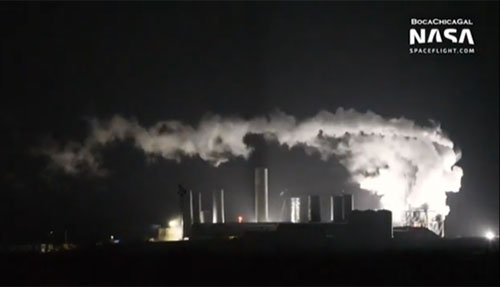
[1, 167, 497, 285]
[157, 167, 446, 244]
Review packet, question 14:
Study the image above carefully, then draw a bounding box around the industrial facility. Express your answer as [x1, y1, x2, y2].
[160, 167, 443, 243]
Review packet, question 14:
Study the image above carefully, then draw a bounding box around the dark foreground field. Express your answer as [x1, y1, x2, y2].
[1, 238, 498, 285]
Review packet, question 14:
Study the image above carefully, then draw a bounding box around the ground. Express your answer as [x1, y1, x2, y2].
[1, 238, 498, 285]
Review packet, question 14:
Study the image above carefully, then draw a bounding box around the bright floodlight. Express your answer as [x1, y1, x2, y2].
[166, 217, 183, 241]
[485, 231, 495, 240]
[168, 218, 180, 228]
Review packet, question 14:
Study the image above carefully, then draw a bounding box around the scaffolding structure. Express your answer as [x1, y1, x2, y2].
[405, 207, 444, 237]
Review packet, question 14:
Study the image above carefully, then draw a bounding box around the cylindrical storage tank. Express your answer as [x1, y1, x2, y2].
[199, 210, 205, 224]
[254, 168, 269, 222]
[290, 197, 301, 223]
[188, 190, 194, 224]
[378, 209, 393, 239]
[309, 195, 321, 222]
[201, 210, 212, 224]
[198, 192, 203, 222]
[343, 194, 353, 221]
[193, 191, 201, 224]
[218, 189, 225, 223]
[181, 190, 193, 237]
[330, 196, 334, 221]
[280, 196, 291, 222]
[212, 190, 218, 223]
[333, 195, 344, 222]
[299, 195, 309, 223]
[282, 197, 291, 222]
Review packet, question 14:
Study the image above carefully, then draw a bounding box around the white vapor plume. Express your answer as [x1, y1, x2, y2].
[39, 108, 463, 225]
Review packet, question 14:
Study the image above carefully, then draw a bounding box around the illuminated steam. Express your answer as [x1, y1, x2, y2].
[39, 108, 463, 224]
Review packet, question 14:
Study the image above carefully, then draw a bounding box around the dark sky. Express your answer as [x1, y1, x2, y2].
[0, 2, 498, 242]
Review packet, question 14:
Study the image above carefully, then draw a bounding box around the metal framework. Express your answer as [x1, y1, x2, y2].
[405, 207, 444, 237]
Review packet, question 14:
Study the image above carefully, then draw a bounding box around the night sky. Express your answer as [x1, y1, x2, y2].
[0, 2, 498, 243]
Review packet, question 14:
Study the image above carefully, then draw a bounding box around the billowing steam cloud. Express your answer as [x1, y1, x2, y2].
[39, 108, 463, 224]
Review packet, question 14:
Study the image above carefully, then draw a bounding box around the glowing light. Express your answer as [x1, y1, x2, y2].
[169, 219, 180, 228]
[165, 217, 183, 241]
[237, 216, 243, 223]
[110, 235, 114, 240]
[485, 230, 495, 241]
